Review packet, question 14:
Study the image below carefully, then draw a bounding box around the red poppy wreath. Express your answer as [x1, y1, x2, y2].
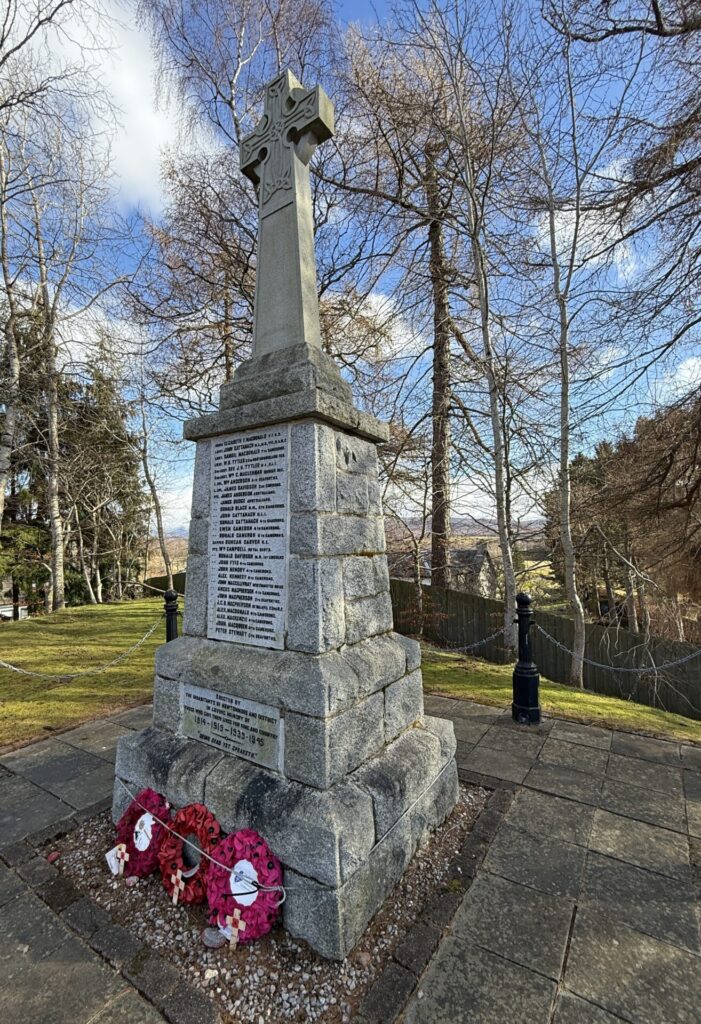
[206, 828, 283, 945]
[158, 802, 221, 905]
[115, 788, 172, 878]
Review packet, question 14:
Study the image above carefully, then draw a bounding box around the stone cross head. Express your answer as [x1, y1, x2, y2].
[239, 69, 334, 357]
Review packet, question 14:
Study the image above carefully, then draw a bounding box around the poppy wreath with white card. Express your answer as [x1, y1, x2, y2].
[115, 788, 172, 878]
[206, 828, 283, 944]
[158, 802, 221, 905]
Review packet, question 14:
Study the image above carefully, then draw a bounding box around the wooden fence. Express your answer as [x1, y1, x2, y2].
[390, 577, 701, 721]
[144, 571, 187, 596]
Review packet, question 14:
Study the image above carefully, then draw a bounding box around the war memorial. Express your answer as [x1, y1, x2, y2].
[112, 69, 458, 960]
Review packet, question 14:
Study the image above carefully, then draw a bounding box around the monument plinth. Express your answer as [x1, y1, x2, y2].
[113, 69, 458, 959]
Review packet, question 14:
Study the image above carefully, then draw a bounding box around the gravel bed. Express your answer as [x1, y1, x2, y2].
[53, 784, 488, 1023]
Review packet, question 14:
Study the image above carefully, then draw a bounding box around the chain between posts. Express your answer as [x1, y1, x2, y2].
[0, 614, 164, 681]
[533, 623, 701, 675]
[440, 625, 507, 654]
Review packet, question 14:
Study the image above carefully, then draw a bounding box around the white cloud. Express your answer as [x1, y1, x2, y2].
[101, 8, 180, 213]
[159, 474, 194, 534]
[661, 355, 701, 400]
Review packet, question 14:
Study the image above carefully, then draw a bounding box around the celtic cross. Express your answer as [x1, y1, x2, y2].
[240, 69, 334, 357]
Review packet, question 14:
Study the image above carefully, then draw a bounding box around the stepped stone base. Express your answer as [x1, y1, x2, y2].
[113, 376, 458, 958]
[113, 711, 457, 958]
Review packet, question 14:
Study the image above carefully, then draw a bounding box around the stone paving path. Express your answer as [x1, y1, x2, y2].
[0, 705, 166, 1023]
[1, 699, 700, 1023]
[405, 696, 701, 1024]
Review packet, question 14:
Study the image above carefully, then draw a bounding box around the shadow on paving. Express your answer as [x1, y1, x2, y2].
[1, 698, 701, 1024]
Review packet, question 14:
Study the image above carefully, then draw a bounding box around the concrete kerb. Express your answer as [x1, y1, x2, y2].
[353, 783, 516, 1024]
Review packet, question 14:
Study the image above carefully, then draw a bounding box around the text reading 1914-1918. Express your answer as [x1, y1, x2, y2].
[180, 683, 282, 770]
[207, 426, 289, 648]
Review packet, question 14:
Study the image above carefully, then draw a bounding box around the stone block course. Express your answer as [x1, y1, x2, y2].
[289, 420, 336, 513]
[284, 692, 385, 789]
[342, 555, 389, 600]
[283, 815, 413, 959]
[334, 432, 377, 475]
[352, 726, 451, 840]
[189, 439, 211, 519]
[336, 469, 369, 513]
[182, 553, 207, 637]
[290, 512, 386, 557]
[345, 591, 393, 645]
[287, 556, 345, 653]
[204, 755, 376, 887]
[384, 670, 424, 742]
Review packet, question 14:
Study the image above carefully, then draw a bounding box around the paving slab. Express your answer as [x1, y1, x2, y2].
[549, 720, 612, 750]
[482, 824, 586, 899]
[611, 731, 681, 765]
[0, 890, 71, 975]
[552, 992, 636, 1023]
[423, 695, 460, 717]
[606, 752, 684, 796]
[44, 761, 117, 810]
[111, 704, 153, 730]
[505, 788, 595, 847]
[60, 721, 132, 762]
[451, 717, 490, 746]
[402, 935, 556, 1024]
[539, 738, 609, 776]
[589, 808, 692, 881]
[582, 850, 700, 953]
[0, 934, 127, 1024]
[565, 906, 701, 1024]
[685, 773, 701, 838]
[681, 744, 701, 771]
[477, 724, 545, 760]
[452, 870, 574, 979]
[458, 745, 535, 784]
[524, 762, 603, 805]
[92, 990, 166, 1022]
[0, 773, 73, 844]
[491, 710, 554, 736]
[0, 740, 104, 786]
[599, 777, 686, 832]
[0, 861, 26, 907]
[449, 701, 502, 724]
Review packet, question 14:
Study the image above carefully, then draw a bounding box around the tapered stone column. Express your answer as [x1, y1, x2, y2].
[113, 69, 457, 959]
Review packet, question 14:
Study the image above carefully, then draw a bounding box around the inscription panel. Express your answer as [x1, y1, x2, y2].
[181, 683, 282, 770]
[208, 426, 289, 647]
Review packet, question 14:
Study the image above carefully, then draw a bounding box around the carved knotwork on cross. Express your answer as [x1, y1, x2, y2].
[240, 70, 334, 215]
[239, 69, 335, 357]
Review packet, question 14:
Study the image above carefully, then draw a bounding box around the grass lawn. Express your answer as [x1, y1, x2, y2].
[0, 599, 164, 749]
[421, 643, 701, 745]
[2, 600, 699, 751]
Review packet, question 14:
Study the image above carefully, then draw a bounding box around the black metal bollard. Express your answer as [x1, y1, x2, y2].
[164, 589, 179, 643]
[512, 592, 541, 725]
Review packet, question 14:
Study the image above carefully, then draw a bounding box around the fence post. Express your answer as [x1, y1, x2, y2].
[164, 589, 179, 643]
[512, 592, 541, 725]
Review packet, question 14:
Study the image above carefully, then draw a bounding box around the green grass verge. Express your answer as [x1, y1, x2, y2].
[421, 643, 701, 745]
[0, 599, 163, 749]
[2, 601, 699, 750]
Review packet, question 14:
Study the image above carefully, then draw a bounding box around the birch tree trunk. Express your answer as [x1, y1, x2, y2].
[139, 402, 173, 590]
[0, 144, 20, 529]
[425, 145, 452, 592]
[46, 354, 65, 611]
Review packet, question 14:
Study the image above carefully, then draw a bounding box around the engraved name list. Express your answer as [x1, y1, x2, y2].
[208, 426, 289, 648]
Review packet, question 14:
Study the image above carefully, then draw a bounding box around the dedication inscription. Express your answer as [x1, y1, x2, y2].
[181, 683, 282, 770]
[208, 426, 289, 647]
